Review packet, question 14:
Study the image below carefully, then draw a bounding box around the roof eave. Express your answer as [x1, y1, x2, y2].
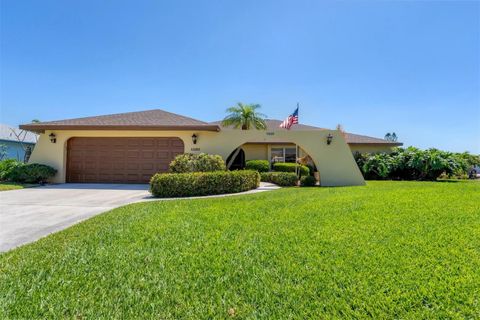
[19, 124, 221, 134]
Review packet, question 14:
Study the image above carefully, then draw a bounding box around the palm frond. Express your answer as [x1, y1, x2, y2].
[222, 102, 267, 130]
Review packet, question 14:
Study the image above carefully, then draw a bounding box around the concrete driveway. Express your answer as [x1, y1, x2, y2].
[0, 184, 151, 252]
[0, 182, 279, 253]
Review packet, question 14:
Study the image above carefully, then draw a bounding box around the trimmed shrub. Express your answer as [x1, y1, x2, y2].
[169, 153, 226, 173]
[300, 175, 316, 187]
[7, 163, 57, 183]
[273, 162, 309, 176]
[245, 160, 270, 172]
[260, 172, 298, 186]
[150, 170, 260, 198]
[0, 159, 23, 181]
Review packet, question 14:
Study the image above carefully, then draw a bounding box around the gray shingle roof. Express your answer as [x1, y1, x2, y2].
[20, 109, 220, 132]
[344, 132, 401, 145]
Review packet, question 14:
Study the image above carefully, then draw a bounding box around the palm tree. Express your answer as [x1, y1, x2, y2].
[385, 132, 398, 142]
[221, 103, 267, 130]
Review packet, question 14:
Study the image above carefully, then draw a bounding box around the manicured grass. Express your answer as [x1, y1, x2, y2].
[0, 182, 39, 191]
[0, 183, 25, 191]
[1, 181, 479, 318]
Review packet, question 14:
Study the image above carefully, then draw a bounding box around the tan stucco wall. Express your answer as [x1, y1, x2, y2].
[348, 144, 397, 154]
[29, 128, 365, 186]
[242, 144, 268, 161]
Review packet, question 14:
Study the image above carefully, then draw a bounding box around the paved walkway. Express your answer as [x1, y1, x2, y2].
[0, 182, 279, 252]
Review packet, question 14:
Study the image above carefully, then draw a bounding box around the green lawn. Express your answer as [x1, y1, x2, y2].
[1, 181, 479, 319]
[0, 183, 25, 191]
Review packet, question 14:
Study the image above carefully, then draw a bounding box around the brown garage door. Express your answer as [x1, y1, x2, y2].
[67, 137, 184, 183]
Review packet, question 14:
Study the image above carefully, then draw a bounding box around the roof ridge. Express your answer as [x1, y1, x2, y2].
[151, 108, 209, 124]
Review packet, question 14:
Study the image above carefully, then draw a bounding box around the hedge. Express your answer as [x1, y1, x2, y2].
[169, 153, 226, 173]
[245, 160, 270, 172]
[150, 170, 260, 198]
[5, 163, 57, 183]
[260, 172, 298, 186]
[0, 159, 23, 181]
[300, 175, 316, 187]
[272, 162, 309, 176]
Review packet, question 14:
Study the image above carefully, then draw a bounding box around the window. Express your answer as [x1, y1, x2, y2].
[271, 147, 297, 163]
[271, 148, 284, 163]
[284, 147, 296, 162]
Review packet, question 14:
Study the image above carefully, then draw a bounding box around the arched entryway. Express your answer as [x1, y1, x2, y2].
[226, 148, 245, 170]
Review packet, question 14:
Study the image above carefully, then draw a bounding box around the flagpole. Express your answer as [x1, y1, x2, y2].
[295, 102, 300, 179]
[295, 144, 299, 180]
[295, 102, 299, 182]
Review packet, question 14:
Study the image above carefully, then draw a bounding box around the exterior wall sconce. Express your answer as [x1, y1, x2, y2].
[191, 133, 198, 145]
[49, 133, 57, 143]
[326, 133, 333, 145]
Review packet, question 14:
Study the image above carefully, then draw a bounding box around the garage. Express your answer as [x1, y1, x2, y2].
[67, 137, 184, 183]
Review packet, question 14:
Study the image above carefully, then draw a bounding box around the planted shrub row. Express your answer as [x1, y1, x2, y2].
[245, 160, 270, 172]
[260, 172, 298, 186]
[272, 162, 310, 176]
[0, 160, 57, 183]
[150, 170, 260, 198]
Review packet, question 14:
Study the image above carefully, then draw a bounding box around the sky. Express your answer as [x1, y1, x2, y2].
[1, 0, 479, 153]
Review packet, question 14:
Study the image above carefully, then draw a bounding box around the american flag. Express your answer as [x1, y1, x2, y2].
[279, 105, 299, 130]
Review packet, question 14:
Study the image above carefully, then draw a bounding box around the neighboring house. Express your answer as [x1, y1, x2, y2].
[0, 124, 37, 161]
[20, 109, 402, 186]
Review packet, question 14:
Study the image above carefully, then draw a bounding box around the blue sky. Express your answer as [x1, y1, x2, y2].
[1, 0, 479, 153]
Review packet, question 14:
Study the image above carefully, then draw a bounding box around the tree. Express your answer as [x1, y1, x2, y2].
[0, 144, 7, 161]
[221, 103, 267, 130]
[9, 119, 39, 162]
[385, 132, 398, 142]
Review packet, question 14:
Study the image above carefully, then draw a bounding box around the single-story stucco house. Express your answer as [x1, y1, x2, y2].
[0, 123, 37, 162]
[20, 109, 402, 186]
